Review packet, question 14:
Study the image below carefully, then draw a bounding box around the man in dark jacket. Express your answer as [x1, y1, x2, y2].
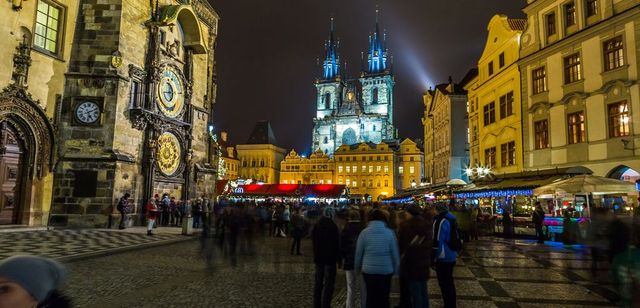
[340, 209, 364, 308]
[312, 207, 340, 308]
[532, 203, 546, 244]
[116, 193, 130, 230]
[398, 204, 432, 308]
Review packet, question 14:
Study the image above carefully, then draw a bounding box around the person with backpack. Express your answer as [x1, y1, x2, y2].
[398, 204, 432, 308]
[433, 204, 460, 308]
[116, 193, 131, 230]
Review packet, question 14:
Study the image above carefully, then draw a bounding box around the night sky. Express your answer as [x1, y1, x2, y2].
[210, 0, 525, 153]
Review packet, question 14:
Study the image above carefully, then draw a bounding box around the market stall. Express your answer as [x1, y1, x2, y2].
[533, 174, 638, 242]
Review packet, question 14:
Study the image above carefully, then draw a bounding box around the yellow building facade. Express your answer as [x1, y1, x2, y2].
[465, 15, 526, 176]
[334, 142, 396, 201]
[0, 0, 80, 225]
[519, 0, 640, 180]
[396, 139, 425, 190]
[280, 150, 334, 184]
[236, 121, 286, 184]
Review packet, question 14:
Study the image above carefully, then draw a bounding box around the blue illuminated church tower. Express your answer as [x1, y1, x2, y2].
[312, 13, 396, 155]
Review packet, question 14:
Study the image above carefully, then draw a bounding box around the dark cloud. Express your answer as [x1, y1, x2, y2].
[210, 0, 524, 150]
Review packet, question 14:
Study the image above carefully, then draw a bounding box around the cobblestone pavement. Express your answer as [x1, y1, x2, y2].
[57, 236, 616, 308]
[0, 227, 187, 261]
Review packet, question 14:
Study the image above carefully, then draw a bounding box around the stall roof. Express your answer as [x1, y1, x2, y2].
[455, 175, 565, 198]
[232, 184, 347, 198]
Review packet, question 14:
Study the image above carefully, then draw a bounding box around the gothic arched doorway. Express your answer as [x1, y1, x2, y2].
[0, 124, 23, 224]
[0, 86, 55, 225]
[607, 165, 640, 184]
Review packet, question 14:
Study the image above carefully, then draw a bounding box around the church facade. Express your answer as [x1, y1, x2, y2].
[312, 17, 396, 155]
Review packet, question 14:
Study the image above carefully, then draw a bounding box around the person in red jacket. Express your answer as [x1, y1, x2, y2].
[146, 198, 158, 236]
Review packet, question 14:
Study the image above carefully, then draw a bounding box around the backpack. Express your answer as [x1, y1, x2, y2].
[434, 214, 463, 252]
[116, 198, 128, 212]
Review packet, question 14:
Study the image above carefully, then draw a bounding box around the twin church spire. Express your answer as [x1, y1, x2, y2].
[320, 11, 390, 81]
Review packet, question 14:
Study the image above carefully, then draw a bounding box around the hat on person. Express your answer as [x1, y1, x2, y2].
[0, 255, 67, 302]
[406, 204, 423, 216]
[322, 207, 335, 218]
[435, 203, 449, 213]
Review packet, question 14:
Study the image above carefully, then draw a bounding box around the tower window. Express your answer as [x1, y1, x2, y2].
[372, 88, 379, 104]
[323, 137, 328, 144]
[324, 93, 331, 109]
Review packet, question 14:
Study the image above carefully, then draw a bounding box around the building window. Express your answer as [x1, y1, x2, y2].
[564, 53, 581, 84]
[499, 53, 505, 68]
[129, 80, 141, 108]
[546, 12, 556, 37]
[251, 160, 256, 167]
[369, 166, 373, 173]
[484, 147, 496, 168]
[586, 0, 598, 17]
[409, 166, 415, 174]
[500, 141, 516, 166]
[352, 180, 357, 187]
[532, 67, 547, 94]
[567, 111, 586, 144]
[483, 102, 496, 126]
[283, 180, 288, 184]
[384, 180, 388, 187]
[34, 0, 64, 55]
[260, 159, 265, 167]
[488, 61, 494, 76]
[399, 166, 404, 174]
[604, 36, 624, 71]
[346, 166, 350, 173]
[410, 157, 414, 162]
[338, 166, 343, 173]
[324, 93, 331, 109]
[534, 120, 549, 149]
[361, 165, 366, 172]
[323, 137, 328, 144]
[565, 2, 576, 27]
[384, 165, 389, 173]
[346, 179, 350, 186]
[372, 88, 379, 104]
[608, 101, 630, 138]
[499, 92, 514, 119]
[368, 180, 373, 187]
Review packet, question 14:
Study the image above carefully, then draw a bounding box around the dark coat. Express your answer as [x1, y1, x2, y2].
[398, 215, 432, 281]
[312, 217, 340, 265]
[340, 221, 363, 270]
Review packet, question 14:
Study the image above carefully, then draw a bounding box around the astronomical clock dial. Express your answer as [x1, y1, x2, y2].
[157, 67, 185, 118]
[156, 132, 181, 176]
[75, 101, 100, 124]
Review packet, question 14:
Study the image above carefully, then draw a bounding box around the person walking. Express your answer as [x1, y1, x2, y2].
[146, 198, 158, 236]
[532, 203, 546, 244]
[354, 209, 400, 308]
[312, 207, 340, 308]
[0, 255, 71, 308]
[398, 204, 432, 308]
[193, 198, 204, 229]
[433, 205, 459, 308]
[340, 209, 364, 308]
[290, 209, 305, 255]
[116, 193, 131, 230]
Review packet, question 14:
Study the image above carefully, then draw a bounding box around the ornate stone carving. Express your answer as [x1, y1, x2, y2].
[128, 64, 147, 80]
[12, 37, 31, 89]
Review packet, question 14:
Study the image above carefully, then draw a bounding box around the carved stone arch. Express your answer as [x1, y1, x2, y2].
[598, 79, 633, 95]
[0, 87, 55, 179]
[160, 5, 207, 54]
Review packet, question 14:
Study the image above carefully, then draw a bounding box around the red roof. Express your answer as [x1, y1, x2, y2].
[232, 184, 346, 198]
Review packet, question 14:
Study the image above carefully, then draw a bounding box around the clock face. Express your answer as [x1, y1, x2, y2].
[157, 67, 185, 118]
[75, 101, 100, 124]
[156, 132, 182, 176]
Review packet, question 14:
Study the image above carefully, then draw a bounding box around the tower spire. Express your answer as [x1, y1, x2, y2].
[321, 17, 340, 80]
[366, 6, 388, 74]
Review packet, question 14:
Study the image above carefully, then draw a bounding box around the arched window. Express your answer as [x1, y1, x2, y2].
[323, 137, 329, 144]
[324, 93, 331, 109]
[260, 159, 265, 167]
[372, 88, 379, 104]
[251, 159, 256, 167]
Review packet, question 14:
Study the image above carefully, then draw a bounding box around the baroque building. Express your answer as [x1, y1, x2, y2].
[312, 16, 396, 155]
[519, 0, 640, 181]
[334, 142, 397, 201]
[423, 78, 471, 185]
[395, 139, 425, 190]
[280, 150, 334, 185]
[464, 15, 526, 176]
[0, 0, 80, 225]
[50, 0, 219, 227]
[236, 121, 287, 184]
